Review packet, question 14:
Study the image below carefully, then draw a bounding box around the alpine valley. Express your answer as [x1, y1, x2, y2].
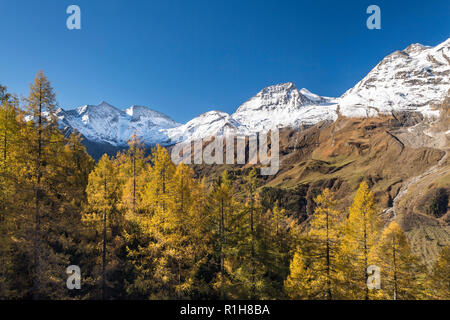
[54, 38, 450, 265]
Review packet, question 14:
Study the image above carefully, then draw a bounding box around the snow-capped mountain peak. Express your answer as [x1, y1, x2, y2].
[403, 43, 429, 55]
[235, 82, 304, 114]
[57, 102, 179, 146]
[339, 38, 450, 118]
[232, 82, 338, 132]
[98, 100, 116, 108]
[81, 101, 121, 114]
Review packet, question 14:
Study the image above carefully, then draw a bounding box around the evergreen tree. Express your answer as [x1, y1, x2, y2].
[244, 168, 259, 299]
[23, 71, 64, 299]
[0, 73, 94, 299]
[128, 145, 178, 298]
[0, 84, 13, 104]
[340, 181, 381, 300]
[260, 203, 298, 299]
[142, 145, 176, 217]
[231, 168, 274, 299]
[168, 163, 208, 297]
[284, 248, 315, 299]
[284, 189, 343, 300]
[188, 176, 214, 298]
[209, 171, 234, 299]
[428, 246, 450, 299]
[370, 221, 424, 300]
[85, 154, 122, 299]
[0, 85, 21, 298]
[116, 135, 148, 216]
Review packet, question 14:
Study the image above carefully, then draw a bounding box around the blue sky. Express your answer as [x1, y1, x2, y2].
[0, 0, 449, 123]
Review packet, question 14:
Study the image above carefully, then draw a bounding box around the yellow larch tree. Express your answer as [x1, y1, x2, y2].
[209, 170, 235, 299]
[428, 246, 450, 300]
[261, 202, 298, 299]
[308, 188, 343, 299]
[284, 248, 315, 299]
[166, 162, 197, 296]
[138, 145, 178, 298]
[115, 135, 149, 217]
[141, 145, 176, 218]
[22, 71, 74, 299]
[285, 188, 343, 300]
[370, 221, 425, 300]
[0, 85, 21, 298]
[340, 181, 381, 300]
[85, 154, 122, 299]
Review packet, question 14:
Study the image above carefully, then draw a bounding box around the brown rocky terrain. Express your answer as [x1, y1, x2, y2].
[187, 95, 449, 265]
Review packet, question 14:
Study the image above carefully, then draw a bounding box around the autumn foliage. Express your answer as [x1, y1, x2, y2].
[0, 73, 448, 300]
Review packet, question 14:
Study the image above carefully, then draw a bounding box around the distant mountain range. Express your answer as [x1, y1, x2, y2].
[55, 38, 450, 153]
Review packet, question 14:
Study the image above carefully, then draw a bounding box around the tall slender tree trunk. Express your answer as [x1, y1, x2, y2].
[326, 210, 332, 300]
[161, 167, 166, 212]
[33, 94, 42, 300]
[392, 237, 398, 300]
[132, 151, 136, 215]
[363, 212, 369, 300]
[0, 107, 7, 296]
[102, 177, 107, 300]
[3, 110, 7, 165]
[219, 198, 225, 299]
[250, 193, 255, 300]
[0, 109, 7, 222]
[177, 177, 184, 300]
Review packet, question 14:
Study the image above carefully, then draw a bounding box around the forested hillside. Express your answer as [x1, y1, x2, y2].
[0, 72, 448, 300]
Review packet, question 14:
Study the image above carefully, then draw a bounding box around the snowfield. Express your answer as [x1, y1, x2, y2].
[56, 102, 180, 146]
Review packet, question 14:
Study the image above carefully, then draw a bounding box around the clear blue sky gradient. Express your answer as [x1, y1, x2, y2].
[0, 0, 449, 122]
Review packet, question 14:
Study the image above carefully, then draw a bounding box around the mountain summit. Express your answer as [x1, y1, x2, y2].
[339, 37, 450, 118]
[232, 82, 336, 133]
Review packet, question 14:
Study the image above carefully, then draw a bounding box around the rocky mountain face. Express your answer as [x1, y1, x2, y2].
[56, 38, 450, 153]
[190, 101, 449, 264]
[52, 38, 449, 265]
[165, 82, 338, 143]
[339, 38, 450, 118]
[56, 101, 180, 147]
[231, 82, 337, 132]
[165, 110, 241, 144]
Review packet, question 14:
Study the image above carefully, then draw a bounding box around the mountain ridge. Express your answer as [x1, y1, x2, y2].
[56, 38, 450, 150]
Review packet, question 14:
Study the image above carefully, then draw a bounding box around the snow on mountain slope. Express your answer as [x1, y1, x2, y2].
[339, 38, 450, 118]
[57, 102, 180, 146]
[162, 83, 338, 143]
[125, 105, 176, 126]
[165, 110, 243, 143]
[300, 88, 334, 104]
